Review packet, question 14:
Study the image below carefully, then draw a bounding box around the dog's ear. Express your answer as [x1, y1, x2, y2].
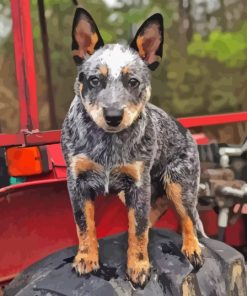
[72, 8, 104, 65]
[130, 14, 164, 71]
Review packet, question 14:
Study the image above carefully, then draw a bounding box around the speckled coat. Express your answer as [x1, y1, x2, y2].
[61, 8, 204, 287]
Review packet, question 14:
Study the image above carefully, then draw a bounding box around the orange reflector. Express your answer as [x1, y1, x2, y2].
[6, 146, 49, 177]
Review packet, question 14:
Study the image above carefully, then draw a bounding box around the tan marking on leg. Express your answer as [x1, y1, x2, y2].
[181, 216, 201, 258]
[118, 191, 126, 205]
[166, 182, 186, 217]
[165, 181, 202, 265]
[73, 200, 99, 274]
[149, 196, 168, 226]
[127, 208, 150, 285]
[70, 154, 103, 178]
[113, 161, 144, 183]
[99, 65, 108, 76]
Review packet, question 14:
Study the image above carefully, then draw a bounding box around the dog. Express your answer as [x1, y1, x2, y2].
[61, 7, 205, 287]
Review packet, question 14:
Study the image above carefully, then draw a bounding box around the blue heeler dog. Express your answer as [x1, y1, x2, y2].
[61, 7, 205, 287]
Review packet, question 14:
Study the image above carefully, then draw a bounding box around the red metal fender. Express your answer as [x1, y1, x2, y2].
[0, 181, 180, 283]
[1, 142, 246, 285]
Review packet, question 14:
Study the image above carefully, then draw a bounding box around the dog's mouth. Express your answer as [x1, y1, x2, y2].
[104, 125, 124, 133]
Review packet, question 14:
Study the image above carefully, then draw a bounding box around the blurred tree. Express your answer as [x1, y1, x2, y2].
[188, 21, 247, 112]
[30, 0, 114, 129]
[218, 0, 226, 31]
[0, 0, 246, 137]
[0, 1, 19, 133]
[178, 0, 193, 53]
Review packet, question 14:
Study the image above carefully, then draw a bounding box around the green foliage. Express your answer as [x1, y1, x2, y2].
[0, 0, 246, 133]
[188, 22, 247, 68]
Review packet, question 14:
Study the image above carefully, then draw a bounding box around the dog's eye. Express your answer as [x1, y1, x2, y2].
[89, 77, 100, 88]
[128, 78, 140, 89]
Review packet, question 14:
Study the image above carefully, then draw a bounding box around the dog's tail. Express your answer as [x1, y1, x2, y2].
[190, 207, 208, 238]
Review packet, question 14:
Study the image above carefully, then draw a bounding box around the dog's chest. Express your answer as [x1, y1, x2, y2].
[68, 107, 157, 194]
[73, 136, 146, 195]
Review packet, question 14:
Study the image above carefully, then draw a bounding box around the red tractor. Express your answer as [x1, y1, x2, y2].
[0, 1, 247, 294]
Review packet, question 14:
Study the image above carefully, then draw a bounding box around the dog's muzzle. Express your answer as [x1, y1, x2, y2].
[103, 108, 123, 127]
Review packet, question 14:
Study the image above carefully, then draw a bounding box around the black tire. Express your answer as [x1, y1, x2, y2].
[4, 229, 247, 296]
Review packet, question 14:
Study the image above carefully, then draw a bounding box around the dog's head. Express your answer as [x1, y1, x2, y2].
[72, 8, 164, 133]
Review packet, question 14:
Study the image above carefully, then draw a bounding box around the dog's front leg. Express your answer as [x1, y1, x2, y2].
[72, 198, 99, 274]
[67, 157, 101, 275]
[125, 183, 151, 287]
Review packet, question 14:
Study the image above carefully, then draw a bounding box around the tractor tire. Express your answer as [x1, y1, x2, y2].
[4, 229, 247, 296]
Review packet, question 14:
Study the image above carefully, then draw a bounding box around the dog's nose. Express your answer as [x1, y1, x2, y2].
[103, 108, 123, 127]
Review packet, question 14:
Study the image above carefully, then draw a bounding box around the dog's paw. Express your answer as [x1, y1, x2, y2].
[182, 238, 204, 270]
[127, 259, 151, 288]
[72, 251, 99, 275]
